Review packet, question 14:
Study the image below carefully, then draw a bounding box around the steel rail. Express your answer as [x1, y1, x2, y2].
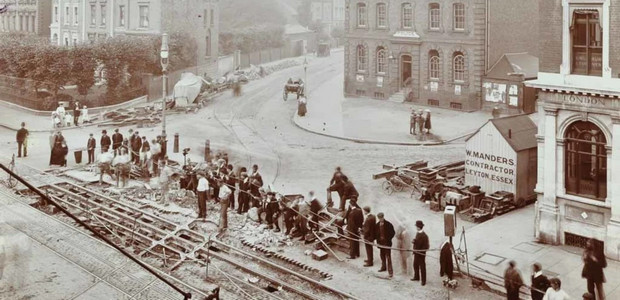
[0, 163, 194, 300]
[210, 239, 361, 300]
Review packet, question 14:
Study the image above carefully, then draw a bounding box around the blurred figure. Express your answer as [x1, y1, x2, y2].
[504, 260, 524, 300]
[582, 238, 606, 300]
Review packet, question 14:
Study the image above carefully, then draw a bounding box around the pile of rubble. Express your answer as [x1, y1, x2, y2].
[237, 223, 293, 248]
[243, 57, 308, 81]
[99, 106, 163, 128]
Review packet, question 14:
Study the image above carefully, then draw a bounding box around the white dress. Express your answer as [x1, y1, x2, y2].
[81, 108, 90, 123]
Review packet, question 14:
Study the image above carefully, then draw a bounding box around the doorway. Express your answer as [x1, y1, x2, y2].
[401, 55, 412, 89]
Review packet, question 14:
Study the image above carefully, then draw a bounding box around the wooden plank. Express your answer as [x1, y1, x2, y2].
[372, 170, 397, 180]
[405, 160, 428, 170]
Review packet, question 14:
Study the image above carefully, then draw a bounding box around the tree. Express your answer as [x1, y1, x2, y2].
[45, 48, 71, 98]
[297, 0, 312, 27]
[70, 46, 97, 100]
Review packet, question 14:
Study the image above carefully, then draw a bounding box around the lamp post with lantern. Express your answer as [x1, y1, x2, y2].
[160, 33, 169, 154]
[303, 57, 308, 96]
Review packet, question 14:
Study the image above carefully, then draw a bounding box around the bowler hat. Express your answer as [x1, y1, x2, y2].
[415, 220, 424, 228]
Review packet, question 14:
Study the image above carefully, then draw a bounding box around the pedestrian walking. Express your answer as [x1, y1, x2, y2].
[73, 102, 81, 126]
[218, 179, 232, 231]
[543, 278, 570, 300]
[86, 133, 96, 164]
[297, 96, 307, 116]
[424, 109, 432, 134]
[16, 122, 29, 158]
[532, 263, 550, 300]
[196, 172, 209, 219]
[345, 199, 363, 259]
[159, 158, 173, 203]
[504, 260, 524, 300]
[362, 206, 376, 267]
[49, 132, 66, 166]
[100, 130, 111, 153]
[410, 110, 417, 135]
[112, 129, 123, 155]
[412, 220, 429, 285]
[140, 136, 150, 173]
[439, 240, 454, 281]
[582, 238, 606, 300]
[396, 222, 412, 275]
[375, 212, 395, 278]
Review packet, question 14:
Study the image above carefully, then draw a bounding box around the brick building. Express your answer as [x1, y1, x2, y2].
[343, 0, 538, 111]
[0, 0, 52, 36]
[50, 0, 218, 73]
[526, 0, 620, 259]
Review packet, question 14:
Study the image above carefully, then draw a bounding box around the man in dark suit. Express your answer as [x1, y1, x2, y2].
[345, 199, 363, 259]
[530, 263, 549, 300]
[100, 130, 112, 153]
[112, 128, 123, 155]
[327, 167, 345, 208]
[131, 131, 142, 164]
[87, 133, 96, 164]
[341, 176, 359, 211]
[16, 122, 29, 158]
[375, 212, 395, 278]
[412, 220, 429, 285]
[362, 206, 376, 267]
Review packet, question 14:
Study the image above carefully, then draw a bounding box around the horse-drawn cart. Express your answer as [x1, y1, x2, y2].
[284, 78, 305, 101]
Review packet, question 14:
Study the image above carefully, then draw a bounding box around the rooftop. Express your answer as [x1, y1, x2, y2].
[490, 114, 538, 152]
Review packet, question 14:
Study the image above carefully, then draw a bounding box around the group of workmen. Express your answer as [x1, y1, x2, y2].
[85, 128, 168, 186]
[409, 108, 432, 135]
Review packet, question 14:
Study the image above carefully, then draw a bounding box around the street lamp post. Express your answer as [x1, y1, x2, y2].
[160, 33, 169, 154]
[303, 57, 308, 96]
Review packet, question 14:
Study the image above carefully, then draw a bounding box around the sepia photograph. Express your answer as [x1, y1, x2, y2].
[0, 0, 617, 299]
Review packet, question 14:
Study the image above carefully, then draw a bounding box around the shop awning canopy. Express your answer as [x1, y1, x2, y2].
[486, 53, 539, 81]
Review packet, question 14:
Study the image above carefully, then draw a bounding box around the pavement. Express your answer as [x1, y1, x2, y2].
[463, 204, 620, 299]
[293, 72, 491, 145]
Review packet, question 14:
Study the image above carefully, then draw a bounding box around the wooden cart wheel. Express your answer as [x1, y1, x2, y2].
[392, 180, 404, 192]
[382, 181, 394, 195]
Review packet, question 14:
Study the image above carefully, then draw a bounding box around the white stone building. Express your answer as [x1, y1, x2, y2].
[526, 0, 620, 259]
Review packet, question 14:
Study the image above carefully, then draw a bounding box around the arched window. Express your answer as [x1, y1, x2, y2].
[429, 50, 440, 80]
[453, 3, 465, 30]
[52, 33, 58, 44]
[357, 3, 367, 27]
[565, 121, 607, 200]
[376, 3, 387, 28]
[429, 3, 440, 29]
[453, 52, 465, 81]
[357, 45, 367, 72]
[376, 47, 387, 74]
[401, 3, 413, 29]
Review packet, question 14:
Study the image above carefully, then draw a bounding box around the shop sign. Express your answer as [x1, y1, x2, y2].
[377, 76, 383, 87]
[547, 93, 606, 107]
[356, 75, 364, 82]
[465, 150, 515, 185]
[455, 85, 461, 95]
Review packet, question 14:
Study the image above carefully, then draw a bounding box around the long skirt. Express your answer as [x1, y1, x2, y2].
[49, 145, 65, 166]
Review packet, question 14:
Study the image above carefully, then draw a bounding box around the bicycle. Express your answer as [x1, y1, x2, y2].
[3, 154, 17, 188]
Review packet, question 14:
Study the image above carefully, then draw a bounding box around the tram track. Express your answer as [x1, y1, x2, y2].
[26, 180, 360, 299]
